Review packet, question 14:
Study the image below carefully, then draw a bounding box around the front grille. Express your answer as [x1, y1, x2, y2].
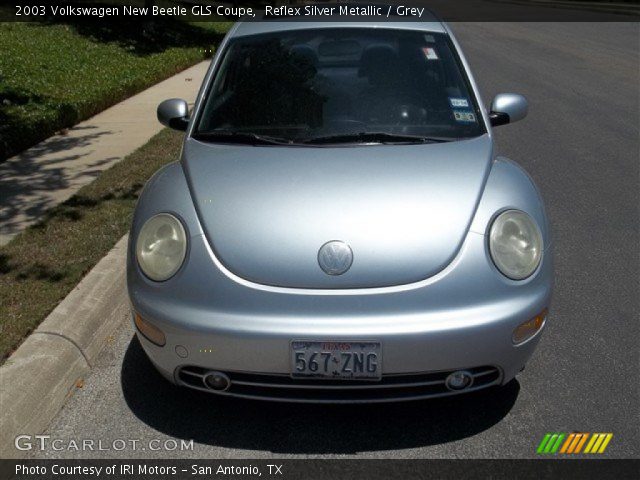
[175, 366, 502, 403]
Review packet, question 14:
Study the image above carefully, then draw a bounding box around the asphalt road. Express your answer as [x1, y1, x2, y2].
[31, 23, 639, 459]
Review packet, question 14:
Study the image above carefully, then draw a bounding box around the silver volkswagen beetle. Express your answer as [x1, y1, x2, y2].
[127, 18, 552, 402]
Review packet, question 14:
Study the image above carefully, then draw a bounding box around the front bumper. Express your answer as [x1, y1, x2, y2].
[128, 229, 552, 403]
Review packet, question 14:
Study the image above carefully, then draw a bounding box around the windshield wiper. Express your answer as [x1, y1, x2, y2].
[193, 131, 294, 146]
[301, 132, 453, 145]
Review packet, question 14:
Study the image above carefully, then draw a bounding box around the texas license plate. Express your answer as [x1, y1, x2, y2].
[290, 341, 382, 380]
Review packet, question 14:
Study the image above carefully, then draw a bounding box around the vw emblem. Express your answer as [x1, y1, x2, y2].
[318, 240, 353, 276]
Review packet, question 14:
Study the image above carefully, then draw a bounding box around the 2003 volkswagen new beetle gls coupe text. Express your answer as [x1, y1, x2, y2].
[127, 17, 553, 402]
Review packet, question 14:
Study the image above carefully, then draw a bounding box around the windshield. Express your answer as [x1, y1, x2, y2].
[195, 28, 485, 145]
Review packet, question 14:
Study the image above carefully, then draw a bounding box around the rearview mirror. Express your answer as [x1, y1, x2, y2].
[157, 98, 189, 131]
[489, 93, 528, 127]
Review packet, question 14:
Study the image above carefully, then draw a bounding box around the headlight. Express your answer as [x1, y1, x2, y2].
[489, 210, 542, 280]
[136, 213, 187, 281]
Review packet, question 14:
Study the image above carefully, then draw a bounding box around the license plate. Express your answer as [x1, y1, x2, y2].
[290, 341, 382, 380]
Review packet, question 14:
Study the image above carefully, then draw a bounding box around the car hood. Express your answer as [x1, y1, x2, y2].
[182, 135, 492, 289]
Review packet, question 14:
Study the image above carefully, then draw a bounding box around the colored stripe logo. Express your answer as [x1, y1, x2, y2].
[537, 433, 612, 454]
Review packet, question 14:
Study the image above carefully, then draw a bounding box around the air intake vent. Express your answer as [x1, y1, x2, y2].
[176, 366, 501, 403]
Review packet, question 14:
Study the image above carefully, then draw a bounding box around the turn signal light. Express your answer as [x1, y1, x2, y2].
[134, 313, 166, 347]
[513, 309, 547, 345]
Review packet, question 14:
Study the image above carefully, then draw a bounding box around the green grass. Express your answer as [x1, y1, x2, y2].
[0, 20, 230, 161]
[0, 128, 183, 362]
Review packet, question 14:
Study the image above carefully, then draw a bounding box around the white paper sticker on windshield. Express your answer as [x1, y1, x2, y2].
[422, 47, 439, 60]
[454, 110, 477, 123]
[449, 97, 469, 108]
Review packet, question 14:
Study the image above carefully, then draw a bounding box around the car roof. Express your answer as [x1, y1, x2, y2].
[231, 4, 446, 38]
[232, 21, 447, 38]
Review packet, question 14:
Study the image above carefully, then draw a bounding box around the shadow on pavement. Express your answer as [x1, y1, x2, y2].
[122, 335, 518, 454]
[0, 125, 114, 235]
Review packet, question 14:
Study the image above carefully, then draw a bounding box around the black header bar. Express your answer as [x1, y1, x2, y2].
[3, 0, 639, 22]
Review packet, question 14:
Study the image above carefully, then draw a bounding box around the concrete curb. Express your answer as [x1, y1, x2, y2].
[0, 235, 129, 458]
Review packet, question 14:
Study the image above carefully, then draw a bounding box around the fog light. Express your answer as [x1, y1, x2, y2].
[513, 309, 547, 345]
[445, 371, 473, 391]
[204, 372, 231, 391]
[134, 313, 166, 347]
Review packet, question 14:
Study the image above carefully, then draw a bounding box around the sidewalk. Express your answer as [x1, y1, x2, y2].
[0, 60, 210, 456]
[0, 61, 209, 246]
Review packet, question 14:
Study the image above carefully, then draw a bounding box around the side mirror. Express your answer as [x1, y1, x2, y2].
[489, 93, 528, 127]
[157, 98, 189, 131]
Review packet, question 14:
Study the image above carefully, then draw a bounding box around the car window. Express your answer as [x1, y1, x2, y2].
[196, 28, 485, 144]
